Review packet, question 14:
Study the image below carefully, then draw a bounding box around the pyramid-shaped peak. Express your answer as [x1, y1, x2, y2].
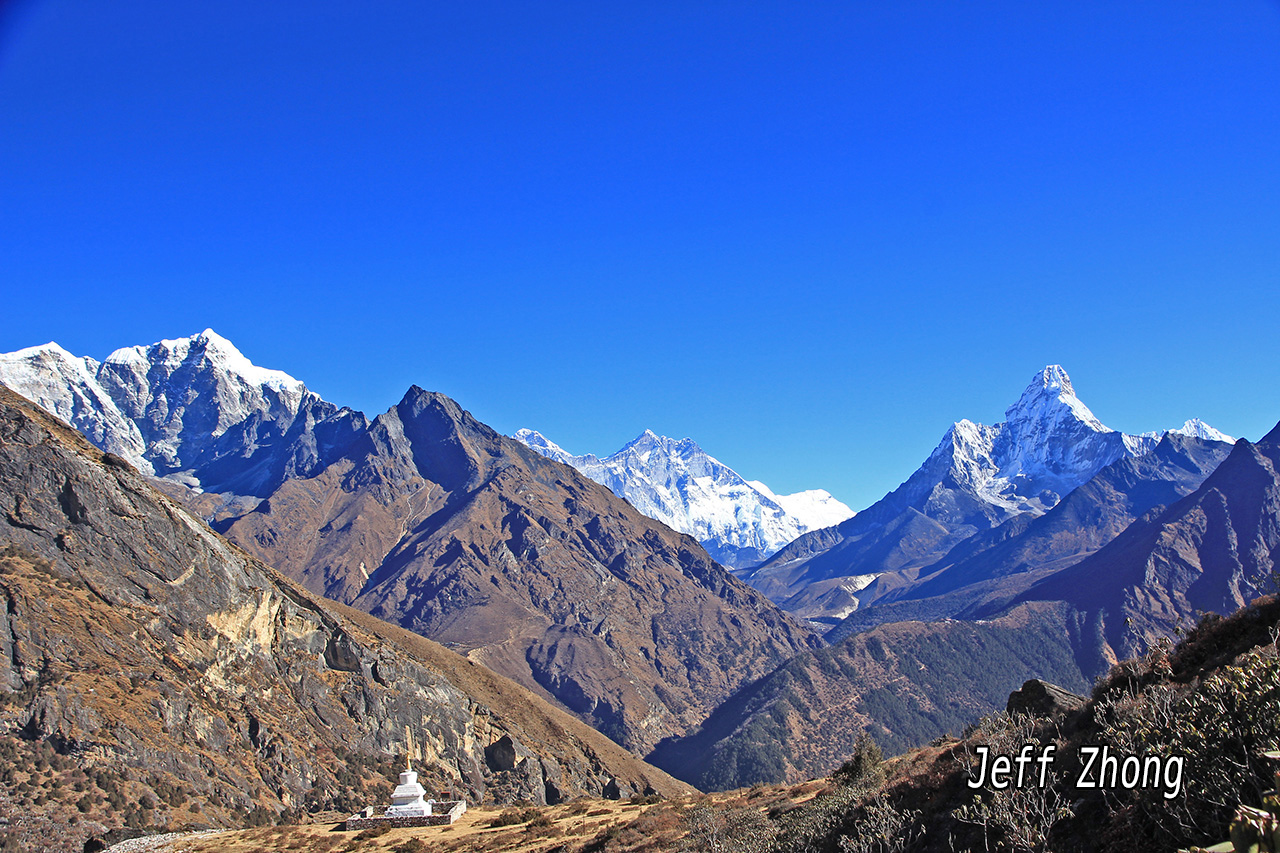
[1171, 418, 1236, 444]
[397, 384, 457, 412]
[623, 429, 662, 448]
[1003, 365, 1107, 434]
[1026, 365, 1075, 400]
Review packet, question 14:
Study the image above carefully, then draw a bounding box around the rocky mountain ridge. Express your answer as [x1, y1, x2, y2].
[218, 387, 820, 754]
[513, 428, 852, 568]
[1003, 418, 1280, 664]
[0, 331, 365, 497]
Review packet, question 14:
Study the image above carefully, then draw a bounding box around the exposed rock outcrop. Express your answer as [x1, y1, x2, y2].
[1006, 679, 1085, 717]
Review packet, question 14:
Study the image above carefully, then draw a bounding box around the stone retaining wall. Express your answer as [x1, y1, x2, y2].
[344, 801, 466, 830]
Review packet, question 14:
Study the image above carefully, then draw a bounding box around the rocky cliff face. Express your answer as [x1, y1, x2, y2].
[221, 387, 821, 754]
[0, 386, 688, 846]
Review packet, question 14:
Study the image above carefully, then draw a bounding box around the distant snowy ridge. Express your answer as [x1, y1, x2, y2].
[747, 480, 854, 531]
[1143, 418, 1235, 445]
[0, 329, 326, 490]
[513, 428, 854, 568]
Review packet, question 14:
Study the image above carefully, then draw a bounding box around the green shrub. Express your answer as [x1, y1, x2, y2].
[832, 734, 884, 790]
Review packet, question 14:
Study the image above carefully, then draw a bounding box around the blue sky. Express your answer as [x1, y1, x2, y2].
[2, 1, 1278, 511]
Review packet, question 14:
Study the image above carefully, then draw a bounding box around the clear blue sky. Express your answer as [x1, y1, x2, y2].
[2, 1, 1278, 511]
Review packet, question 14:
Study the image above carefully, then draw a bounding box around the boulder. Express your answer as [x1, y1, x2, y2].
[1006, 679, 1085, 717]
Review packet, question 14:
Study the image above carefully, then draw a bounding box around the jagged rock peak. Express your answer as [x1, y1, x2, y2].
[618, 429, 702, 460]
[1035, 364, 1073, 398]
[1004, 365, 1108, 434]
[109, 328, 304, 393]
[397, 384, 455, 411]
[0, 331, 354, 493]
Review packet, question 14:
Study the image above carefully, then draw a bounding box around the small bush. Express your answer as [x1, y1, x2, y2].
[490, 807, 541, 827]
[395, 839, 428, 853]
[831, 733, 884, 790]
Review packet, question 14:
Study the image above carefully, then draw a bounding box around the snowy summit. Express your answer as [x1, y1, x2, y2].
[513, 428, 853, 567]
[0, 330, 323, 489]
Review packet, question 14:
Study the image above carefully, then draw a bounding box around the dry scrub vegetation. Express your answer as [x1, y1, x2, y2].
[164, 788, 824, 853]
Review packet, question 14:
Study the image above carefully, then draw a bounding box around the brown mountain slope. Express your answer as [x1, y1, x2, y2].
[219, 387, 819, 753]
[0, 387, 688, 848]
[647, 601, 1088, 791]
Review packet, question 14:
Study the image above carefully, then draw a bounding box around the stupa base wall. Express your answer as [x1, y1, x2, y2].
[344, 801, 466, 830]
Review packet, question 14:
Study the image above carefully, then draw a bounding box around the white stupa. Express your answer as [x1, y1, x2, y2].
[385, 726, 431, 818]
[385, 769, 431, 818]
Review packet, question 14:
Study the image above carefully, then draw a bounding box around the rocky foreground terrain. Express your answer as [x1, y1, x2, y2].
[78, 594, 1280, 853]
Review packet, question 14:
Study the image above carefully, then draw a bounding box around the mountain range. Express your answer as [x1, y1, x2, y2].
[655, 417, 1277, 790]
[0, 332, 818, 756]
[513, 428, 853, 567]
[739, 365, 1234, 626]
[0, 331, 363, 497]
[3, 332, 1273, 801]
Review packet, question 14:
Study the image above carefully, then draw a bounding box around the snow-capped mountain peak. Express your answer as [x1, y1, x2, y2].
[116, 328, 306, 395]
[1003, 364, 1110, 437]
[512, 428, 578, 465]
[1, 331, 342, 492]
[98, 329, 312, 449]
[912, 365, 1234, 524]
[513, 428, 854, 567]
[1151, 418, 1236, 445]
